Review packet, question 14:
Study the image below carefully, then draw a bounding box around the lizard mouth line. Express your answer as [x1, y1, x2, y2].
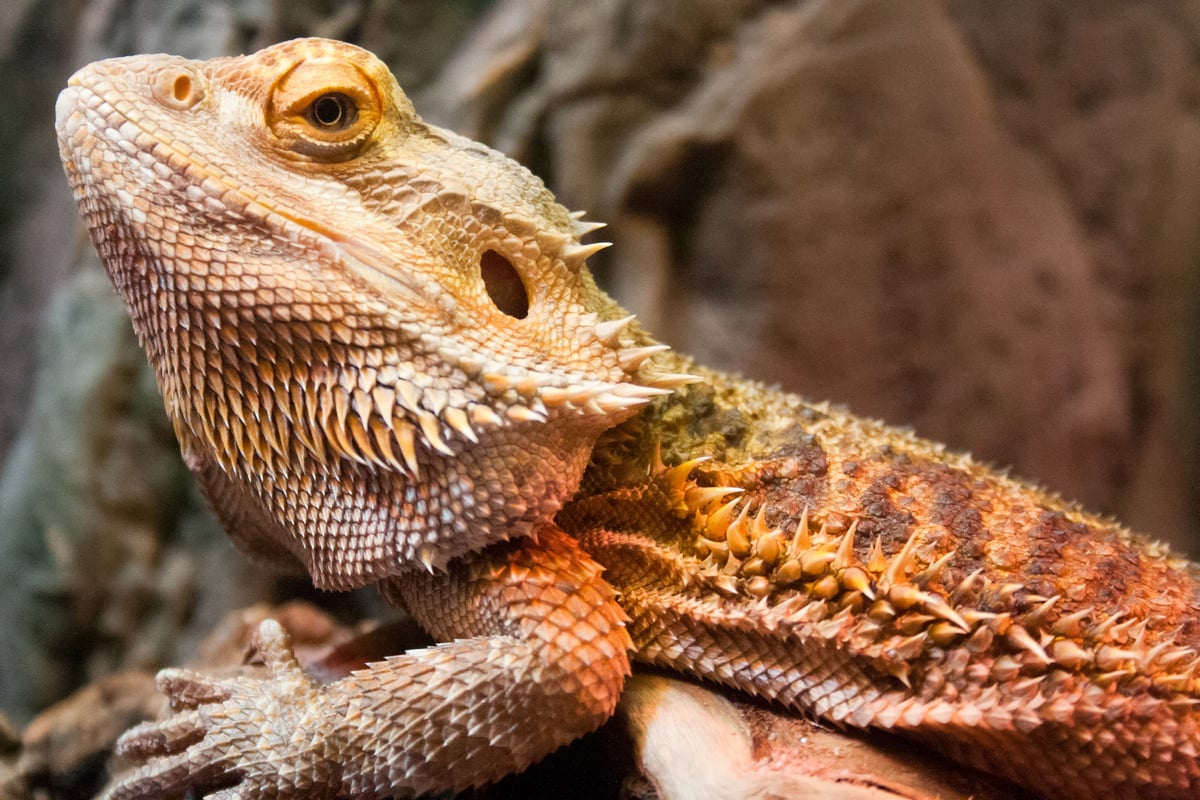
[58, 77, 425, 309]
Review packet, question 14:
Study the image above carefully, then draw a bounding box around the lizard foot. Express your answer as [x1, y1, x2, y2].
[105, 619, 342, 800]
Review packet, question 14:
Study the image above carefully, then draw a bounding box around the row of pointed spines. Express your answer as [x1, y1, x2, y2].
[300, 199, 699, 471]
[300, 377, 671, 479]
[788, 387, 1193, 579]
[622, 545, 1199, 789]
[655, 457, 1200, 698]
[190, 198, 694, 475]
[195, 340, 690, 481]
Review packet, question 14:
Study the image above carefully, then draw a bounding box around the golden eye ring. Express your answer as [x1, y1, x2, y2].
[267, 59, 382, 161]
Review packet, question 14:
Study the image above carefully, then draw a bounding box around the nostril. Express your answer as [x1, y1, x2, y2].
[152, 68, 204, 110]
[480, 250, 529, 319]
[173, 74, 191, 102]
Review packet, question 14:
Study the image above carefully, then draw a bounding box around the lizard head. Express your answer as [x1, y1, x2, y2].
[56, 38, 692, 588]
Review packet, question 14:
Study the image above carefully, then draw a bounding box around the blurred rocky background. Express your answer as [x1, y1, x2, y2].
[1, 0, 1198, 796]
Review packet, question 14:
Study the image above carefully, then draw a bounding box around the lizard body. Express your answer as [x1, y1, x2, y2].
[54, 39, 1200, 799]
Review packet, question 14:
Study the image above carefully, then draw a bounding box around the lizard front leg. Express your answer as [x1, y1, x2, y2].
[107, 526, 631, 799]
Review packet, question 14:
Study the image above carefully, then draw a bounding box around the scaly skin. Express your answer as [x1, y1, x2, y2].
[55, 38, 1200, 800]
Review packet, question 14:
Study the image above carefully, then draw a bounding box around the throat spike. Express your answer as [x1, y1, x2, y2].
[593, 314, 637, 346]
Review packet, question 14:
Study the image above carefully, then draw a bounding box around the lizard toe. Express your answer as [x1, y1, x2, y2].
[105, 741, 242, 800]
[157, 667, 237, 709]
[115, 711, 204, 759]
[248, 619, 306, 680]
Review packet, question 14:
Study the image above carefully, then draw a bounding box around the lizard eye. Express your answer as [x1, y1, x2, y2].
[306, 93, 357, 130]
[268, 59, 381, 161]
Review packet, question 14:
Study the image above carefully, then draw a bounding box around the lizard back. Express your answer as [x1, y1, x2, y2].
[56, 37, 1200, 800]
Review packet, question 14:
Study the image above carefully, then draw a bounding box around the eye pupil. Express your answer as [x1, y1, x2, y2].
[309, 93, 354, 129]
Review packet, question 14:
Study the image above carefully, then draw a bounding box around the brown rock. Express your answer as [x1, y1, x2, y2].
[15, 671, 158, 799]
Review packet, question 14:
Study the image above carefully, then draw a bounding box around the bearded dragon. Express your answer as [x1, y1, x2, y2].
[54, 38, 1200, 800]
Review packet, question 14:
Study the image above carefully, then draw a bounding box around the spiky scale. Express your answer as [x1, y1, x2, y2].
[417, 411, 454, 455]
[644, 372, 704, 389]
[832, 520, 858, 570]
[1051, 640, 1093, 670]
[560, 241, 612, 267]
[840, 566, 873, 597]
[469, 404, 503, 428]
[704, 497, 741, 542]
[754, 527, 784, 565]
[800, 549, 836, 577]
[617, 344, 671, 371]
[684, 485, 743, 512]
[882, 533, 920, 589]
[442, 406, 477, 443]
[774, 559, 803, 587]
[811, 574, 840, 600]
[725, 504, 753, 558]
[792, 508, 813, 552]
[395, 421, 420, 477]
[593, 315, 636, 346]
[505, 404, 547, 424]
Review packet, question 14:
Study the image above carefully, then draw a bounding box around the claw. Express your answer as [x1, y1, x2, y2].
[157, 667, 235, 709]
[249, 618, 302, 677]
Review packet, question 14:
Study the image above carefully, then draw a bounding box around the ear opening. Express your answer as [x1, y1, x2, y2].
[480, 249, 529, 319]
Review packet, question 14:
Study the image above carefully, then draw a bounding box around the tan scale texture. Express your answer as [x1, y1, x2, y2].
[55, 38, 1200, 800]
